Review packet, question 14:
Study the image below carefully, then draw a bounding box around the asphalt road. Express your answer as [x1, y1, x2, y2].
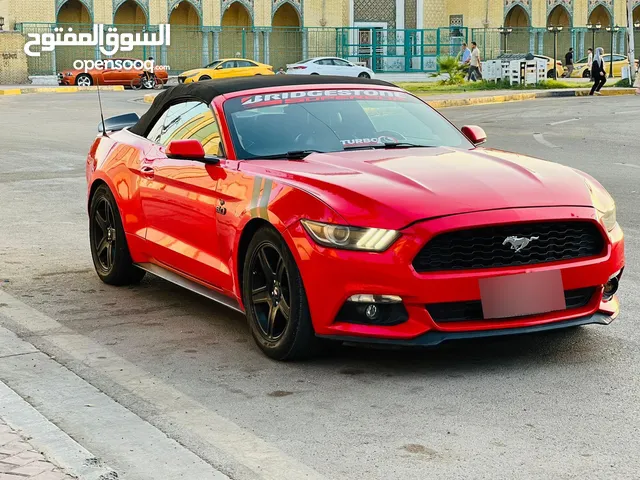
[0, 91, 639, 480]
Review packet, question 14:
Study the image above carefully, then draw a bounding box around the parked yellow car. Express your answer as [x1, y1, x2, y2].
[570, 54, 638, 78]
[534, 55, 565, 79]
[178, 58, 274, 83]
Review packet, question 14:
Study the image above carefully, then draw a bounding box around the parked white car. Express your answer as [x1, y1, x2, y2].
[286, 57, 375, 78]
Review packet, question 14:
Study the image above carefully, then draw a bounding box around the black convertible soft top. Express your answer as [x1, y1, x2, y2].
[129, 75, 396, 137]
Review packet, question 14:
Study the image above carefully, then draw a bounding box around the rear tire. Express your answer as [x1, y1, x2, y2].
[310, 73, 320, 75]
[89, 184, 145, 286]
[242, 226, 319, 360]
[583, 69, 591, 78]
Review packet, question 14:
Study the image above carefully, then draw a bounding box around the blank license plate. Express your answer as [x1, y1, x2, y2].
[479, 270, 566, 320]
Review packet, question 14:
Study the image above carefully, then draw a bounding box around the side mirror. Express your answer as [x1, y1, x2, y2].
[461, 125, 487, 146]
[166, 139, 207, 161]
[99, 112, 140, 133]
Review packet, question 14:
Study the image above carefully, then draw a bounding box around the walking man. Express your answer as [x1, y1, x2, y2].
[460, 43, 471, 65]
[468, 41, 482, 81]
[564, 48, 574, 78]
[587, 48, 594, 80]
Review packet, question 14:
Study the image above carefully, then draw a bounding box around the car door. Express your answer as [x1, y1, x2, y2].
[331, 58, 356, 76]
[101, 59, 127, 85]
[235, 60, 258, 77]
[312, 58, 335, 75]
[139, 100, 230, 289]
[214, 60, 238, 79]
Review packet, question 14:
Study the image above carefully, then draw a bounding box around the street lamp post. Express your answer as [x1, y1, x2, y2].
[605, 25, 620, 78]
[498, 26, 513, 54]
[586, 22, 602, 52]
[547, 25, 563, 79]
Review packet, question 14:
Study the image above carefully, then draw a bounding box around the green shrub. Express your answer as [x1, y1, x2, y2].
[435, 56, 466, 85]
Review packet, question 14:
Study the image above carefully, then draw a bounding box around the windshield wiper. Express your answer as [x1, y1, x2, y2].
[344, 142, 431, 151]
[257, 150, 325, 160]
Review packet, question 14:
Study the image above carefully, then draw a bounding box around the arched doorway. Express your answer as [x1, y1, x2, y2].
[114, 0, 147, 25]
[113, 1, 148, 64]
[56, 0, 91, 24]
[505, 5, 529, 27]
[56, 0, 92, 73]
[168, 1, 202, 72]
[504, 5, 530, 54]
[220, 2, 253, 59]
[587, 5, 611, 55]
[545, 5, 571, 62]
[271, 2, 302, 71]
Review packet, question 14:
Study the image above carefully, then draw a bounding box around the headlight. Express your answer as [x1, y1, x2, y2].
[301, 220, 400, 252]
[584, 178, 617, 232]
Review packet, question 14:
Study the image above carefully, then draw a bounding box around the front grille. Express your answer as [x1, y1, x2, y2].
[413, 221, 605, 273]
[427, 287, 596, 323]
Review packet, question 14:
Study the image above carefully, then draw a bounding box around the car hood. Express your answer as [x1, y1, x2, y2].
[243, 147, 597, 230]
[181, 68, 204, 77]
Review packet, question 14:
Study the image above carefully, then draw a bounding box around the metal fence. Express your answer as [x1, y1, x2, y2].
[336, 27, 468, 72]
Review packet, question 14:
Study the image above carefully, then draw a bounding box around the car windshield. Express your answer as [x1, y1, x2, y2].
[223, 89, 471, 159]
[205, 60, 222, 68]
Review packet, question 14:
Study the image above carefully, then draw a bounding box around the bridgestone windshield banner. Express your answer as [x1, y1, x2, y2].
[239, 89, 411, 108]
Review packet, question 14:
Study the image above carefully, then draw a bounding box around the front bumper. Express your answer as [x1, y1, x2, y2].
[317, 310, 615, 346]
[290, 206, 624, 341]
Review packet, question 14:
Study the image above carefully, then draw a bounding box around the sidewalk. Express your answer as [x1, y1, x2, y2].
[0, 418, 73, 480]
[0, 85, 124, 96]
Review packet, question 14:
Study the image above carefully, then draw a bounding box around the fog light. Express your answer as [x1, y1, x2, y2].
[603, 277, 619, 300]
[348, 294, 402, 304]
[364, 304, 379, 319]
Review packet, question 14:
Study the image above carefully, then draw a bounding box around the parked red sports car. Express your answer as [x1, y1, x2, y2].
[85, 75, 624, 360]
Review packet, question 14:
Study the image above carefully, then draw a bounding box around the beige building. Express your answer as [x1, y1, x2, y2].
[0, 0, 638, 77]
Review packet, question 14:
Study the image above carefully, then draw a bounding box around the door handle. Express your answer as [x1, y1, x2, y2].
[140, 165, 155, 179]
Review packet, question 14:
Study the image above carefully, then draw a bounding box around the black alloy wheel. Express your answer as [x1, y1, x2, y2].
[89, 184, 145, 285]
[249, 243, 292, 341]
[243, 227, 320, 360]
[92, 196, 117, 273]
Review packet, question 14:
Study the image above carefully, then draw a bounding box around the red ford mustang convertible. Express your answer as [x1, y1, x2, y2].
[86, 75, 624, 360]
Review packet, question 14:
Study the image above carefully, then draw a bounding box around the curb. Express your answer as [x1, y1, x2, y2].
[422, 87, 636, 108]
[143, 93, 158, 103]
[0, 85, 125, 96]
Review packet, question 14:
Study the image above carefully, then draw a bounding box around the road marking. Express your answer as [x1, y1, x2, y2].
[614, 109, 640, 115]
[532, 133, 559, 149]
[614, 162, 640, 169]
[547, 118, 580, 126]
[0, 289, 327, 480]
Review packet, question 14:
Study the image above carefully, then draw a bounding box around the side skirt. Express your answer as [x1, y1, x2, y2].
[135, 262, 244, 314]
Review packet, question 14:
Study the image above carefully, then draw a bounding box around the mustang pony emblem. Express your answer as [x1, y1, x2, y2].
[503, 235, 540, 253]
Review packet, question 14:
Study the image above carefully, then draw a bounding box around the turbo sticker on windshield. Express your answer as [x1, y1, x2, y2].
[341, 135, 399, 146]
[240, 90, 409, 108]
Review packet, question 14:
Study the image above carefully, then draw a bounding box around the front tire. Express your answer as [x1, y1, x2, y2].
[242, 227, 318, 360]
[89, 184, 145, 286]
[198, 75, 211, 81]
[76, 74, 93, 87]
[547, 69, 556, 79]
[358, 72, 371, 78]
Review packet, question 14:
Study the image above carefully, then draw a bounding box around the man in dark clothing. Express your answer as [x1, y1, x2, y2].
[564, 48, 574, 78]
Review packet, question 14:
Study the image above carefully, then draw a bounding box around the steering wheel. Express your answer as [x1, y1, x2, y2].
[376, 130, 407, 143]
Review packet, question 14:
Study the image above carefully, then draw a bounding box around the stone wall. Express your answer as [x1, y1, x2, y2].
[0, 31, 28, 84]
